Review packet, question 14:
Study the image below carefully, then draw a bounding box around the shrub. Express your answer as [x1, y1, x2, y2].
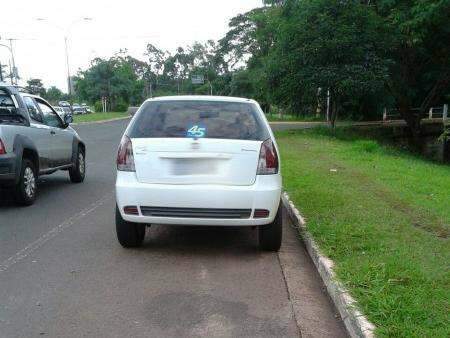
[353, 140, 380, 153]
[94, 100, 103, 113]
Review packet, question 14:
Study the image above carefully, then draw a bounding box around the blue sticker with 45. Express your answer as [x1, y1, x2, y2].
[187, 124, 206, 138]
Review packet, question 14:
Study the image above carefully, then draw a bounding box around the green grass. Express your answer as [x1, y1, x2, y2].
[72, 112, 129, 123]
[277, 128, 450, 337]
[265, 114, 324, 122]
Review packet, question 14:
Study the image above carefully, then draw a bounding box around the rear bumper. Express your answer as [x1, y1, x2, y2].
[116, 172, 282, 226]
[0, 154, 17, 185]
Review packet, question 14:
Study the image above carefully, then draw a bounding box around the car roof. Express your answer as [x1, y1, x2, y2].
[0, 83, 18, 94]
[20, 93, 41, 99]
[144, 95, 257, 104]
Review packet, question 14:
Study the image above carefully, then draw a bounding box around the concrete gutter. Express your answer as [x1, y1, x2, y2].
[281, 192, 376, 338]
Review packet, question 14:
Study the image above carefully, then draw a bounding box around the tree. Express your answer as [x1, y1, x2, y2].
[75, 56, 143, 111]
[376, 0, 450, 137]
[26, 79, 46, 96]
[267, 0, 391, 126]
[44, 86, 65, 104]
[218, 6, 281, 111]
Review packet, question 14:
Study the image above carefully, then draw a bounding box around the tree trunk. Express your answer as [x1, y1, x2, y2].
[399, 106, 422, 149]
[328, 93, 338, 129]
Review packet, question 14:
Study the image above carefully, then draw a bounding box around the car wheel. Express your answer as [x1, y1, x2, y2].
[14, 159, 37, 206]
[116, 206, 146, 248]
[258, 203, 283, 251]
[69, 147, 85, 183]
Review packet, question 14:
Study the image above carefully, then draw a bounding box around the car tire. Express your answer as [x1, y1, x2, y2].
[116, 206, 146, 248]
[69, 147, 85, 183]
[258, 203, 283, 251]
[14, 159, 37, 206]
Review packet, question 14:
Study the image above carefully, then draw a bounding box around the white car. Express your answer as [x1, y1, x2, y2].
[115, 96, 282, 251]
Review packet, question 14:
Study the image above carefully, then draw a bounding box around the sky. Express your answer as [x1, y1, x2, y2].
[0, 0, 262, 92]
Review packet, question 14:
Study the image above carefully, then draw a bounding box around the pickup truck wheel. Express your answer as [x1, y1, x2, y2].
[14, 159, 37, 206]
[258, 203, 283, 251]
[116, 206, 145, 248]
[69, 147, 85, 183]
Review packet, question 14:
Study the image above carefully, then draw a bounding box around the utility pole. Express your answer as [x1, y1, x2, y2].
[36, 17, 93, 100]
[7, 39, 17, 84]
[0, 42, 15, 84]
[8, 60, 13, 85]
[64, 36, 72, 100]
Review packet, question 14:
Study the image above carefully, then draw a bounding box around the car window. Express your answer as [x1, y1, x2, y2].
[23, 96, 43, 123]
[0, 90, 15, 109]
[36, 99, 62, 128]
[129, 101, 269, 141]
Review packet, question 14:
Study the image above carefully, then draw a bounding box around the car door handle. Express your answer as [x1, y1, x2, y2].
[50, 130, 56, 135]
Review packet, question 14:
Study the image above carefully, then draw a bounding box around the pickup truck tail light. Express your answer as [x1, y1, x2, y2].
[117, 135, 135, 172]
[0, 138, 6, 155]
[257, 138, 279, 175]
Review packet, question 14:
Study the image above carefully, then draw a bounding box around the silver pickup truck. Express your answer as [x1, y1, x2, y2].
[0, 84, 86, 205]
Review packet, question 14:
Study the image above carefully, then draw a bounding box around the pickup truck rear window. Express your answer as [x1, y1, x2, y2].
[0, 89, 25, 124]
[128, 100, 269, 141]
[0, 89, 15, 114]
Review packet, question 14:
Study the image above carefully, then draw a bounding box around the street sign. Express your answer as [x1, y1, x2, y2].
[191, 75, 204, 85]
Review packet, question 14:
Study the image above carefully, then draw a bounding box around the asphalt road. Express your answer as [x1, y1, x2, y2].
[0, 119, 346, 338]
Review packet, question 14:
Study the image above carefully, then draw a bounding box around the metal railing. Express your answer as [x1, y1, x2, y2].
[383, 104, 448, 124]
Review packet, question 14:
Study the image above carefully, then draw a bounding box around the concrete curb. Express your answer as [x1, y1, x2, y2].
[71, 116, 131, 126]
[281, 192, 376, 338]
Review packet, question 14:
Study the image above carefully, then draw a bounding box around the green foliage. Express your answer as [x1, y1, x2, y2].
[267, 0, 391, 124]
[75, 54, 143, 111]
[73, 112, 128, 123]
[278, 128, 450, 336]
[68, 0, 449, 134]
[93, 100, 103, 113]
[44, 86, 66, 104]
[26, 79, 46, 96]
[114, 97, 128, 112]
[373, 0, 450, 132]
[352, 140, 381, 153]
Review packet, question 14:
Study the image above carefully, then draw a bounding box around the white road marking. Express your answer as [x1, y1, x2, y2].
[0, 192, 113, 274]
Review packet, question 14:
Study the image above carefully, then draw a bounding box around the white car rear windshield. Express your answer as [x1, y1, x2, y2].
[128, 100, 269, 141]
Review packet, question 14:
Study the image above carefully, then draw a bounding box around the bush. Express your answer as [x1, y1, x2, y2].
[94, 100, 103, 113]
[353, 140, 380, 153]
[114, 98, 128, 112]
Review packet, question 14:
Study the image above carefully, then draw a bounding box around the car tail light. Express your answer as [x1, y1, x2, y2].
[257, 138, 279, 175]
[117, 135, 135, 171]
[0, 138, 6, 155]
[254, 209, 270, 218]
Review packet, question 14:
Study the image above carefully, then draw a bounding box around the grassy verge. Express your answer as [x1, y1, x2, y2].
[277, 128, 449, 337]
[265, 114, 324, 122]
[72, 112, 129, 123]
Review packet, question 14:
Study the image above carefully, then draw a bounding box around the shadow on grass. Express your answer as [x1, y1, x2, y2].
[278, 125, 448, 165]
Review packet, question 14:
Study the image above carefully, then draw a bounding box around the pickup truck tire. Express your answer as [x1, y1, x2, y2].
[258, 203, 282, 251]
[14, 159, 37, 206]
[69, 147, 85, 183]
[116, 206, 146, 248]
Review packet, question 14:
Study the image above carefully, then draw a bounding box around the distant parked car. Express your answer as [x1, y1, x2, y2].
[81, 103, 92, 113]
[53, 106, 73, 122]
[53, 106, 65, 117]
[59, 101, 70, 107]
[72, 106, 86, 115]
[62, 106, 72, 116]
